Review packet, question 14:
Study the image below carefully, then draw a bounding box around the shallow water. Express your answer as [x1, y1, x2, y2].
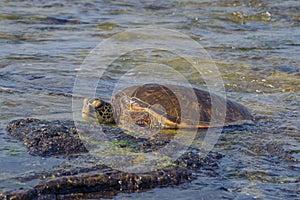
[0, 0, 299, 199]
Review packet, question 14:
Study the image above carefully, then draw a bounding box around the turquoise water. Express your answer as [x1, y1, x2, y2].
[0, 0, 299, 199]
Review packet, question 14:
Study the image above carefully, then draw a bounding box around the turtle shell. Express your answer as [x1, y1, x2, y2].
[111, 83, 252, 129]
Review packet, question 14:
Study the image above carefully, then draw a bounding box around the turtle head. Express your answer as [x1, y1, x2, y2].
[82, 98, 115, 124]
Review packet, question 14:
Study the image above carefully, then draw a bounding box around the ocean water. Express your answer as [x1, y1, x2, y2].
[0, 0, 299, 199]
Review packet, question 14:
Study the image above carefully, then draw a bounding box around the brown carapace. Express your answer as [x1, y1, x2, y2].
[82, 83, 252, 129]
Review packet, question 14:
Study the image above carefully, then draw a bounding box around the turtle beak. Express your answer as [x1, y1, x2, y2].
[82, 98, 98, 123]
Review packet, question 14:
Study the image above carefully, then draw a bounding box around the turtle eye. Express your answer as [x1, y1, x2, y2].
[121, 96, 130, 105]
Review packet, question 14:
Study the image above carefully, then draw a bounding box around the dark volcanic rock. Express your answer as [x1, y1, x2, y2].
[3, 118, 223, 199]
[6, 118, 88, 156]
[1, 168, 191, 200]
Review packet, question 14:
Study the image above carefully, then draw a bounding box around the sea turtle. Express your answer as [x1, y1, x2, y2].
[82, 83, 252, 130]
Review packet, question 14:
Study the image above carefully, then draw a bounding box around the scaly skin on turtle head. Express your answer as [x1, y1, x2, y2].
[82, 98, 115, 124]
